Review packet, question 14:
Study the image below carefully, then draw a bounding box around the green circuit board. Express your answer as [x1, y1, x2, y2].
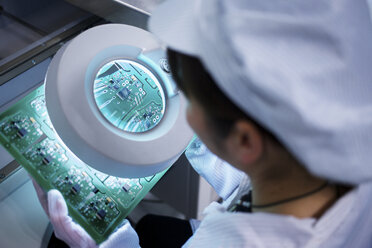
[0, 85, 168, 244]
[94, 59, 166, 133]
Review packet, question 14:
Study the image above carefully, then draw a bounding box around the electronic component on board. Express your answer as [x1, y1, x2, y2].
[122, 183, 131, 192]
[96, 209, 106, 220]
[71, 184, 81, 194]
[42, 155, 53, 165]
[16, 128, 28, 138]
[116, 88, 130, 100]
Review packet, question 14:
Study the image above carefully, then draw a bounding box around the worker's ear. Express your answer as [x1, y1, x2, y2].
[225, 120, 264, 166]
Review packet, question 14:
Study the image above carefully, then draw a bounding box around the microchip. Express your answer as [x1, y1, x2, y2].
[93, 187, 99, 194]
[96, 209, 106, 220]
[16, 128, 28, 138]
[71, 184, 81, 194]
[42, 155, 53, 165]
[145, 120, 151, 128]
[122, 183, 131, 192]
[116, 88, 130, 100]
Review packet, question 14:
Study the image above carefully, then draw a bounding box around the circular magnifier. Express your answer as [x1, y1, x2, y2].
[93, 59, 166, 133]
[45, 24, 193, 178]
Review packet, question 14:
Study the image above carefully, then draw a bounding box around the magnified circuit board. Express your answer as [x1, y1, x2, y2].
[0, 85, 168, 244]
[94, 59, 166, 133]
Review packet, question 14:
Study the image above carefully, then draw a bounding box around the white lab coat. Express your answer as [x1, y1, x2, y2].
[41, 138, 372, 248]
[183, 139, 372, 247]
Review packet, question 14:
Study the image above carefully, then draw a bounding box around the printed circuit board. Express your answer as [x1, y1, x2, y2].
[0, 85, 168, 244]
[94, 59, 166, 133]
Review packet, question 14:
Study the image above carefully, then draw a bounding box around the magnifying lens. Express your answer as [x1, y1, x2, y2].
[45, 24, 193, 178]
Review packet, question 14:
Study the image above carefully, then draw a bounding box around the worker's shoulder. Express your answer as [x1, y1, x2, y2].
[189, 183, 372, 247]
[188, 208, 308, 247]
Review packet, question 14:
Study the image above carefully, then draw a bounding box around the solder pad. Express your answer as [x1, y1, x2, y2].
[0, 85, 168, 244]
[94, 59, 166, 133]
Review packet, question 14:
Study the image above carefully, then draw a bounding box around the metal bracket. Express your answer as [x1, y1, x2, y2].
[0, 160, 21, 184]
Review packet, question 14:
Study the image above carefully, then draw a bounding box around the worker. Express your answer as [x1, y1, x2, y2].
[32, 0, 372, 247]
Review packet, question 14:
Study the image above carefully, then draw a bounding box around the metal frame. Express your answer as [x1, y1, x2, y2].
[0, 16, 103, 85]
[0, 160, 20, 184]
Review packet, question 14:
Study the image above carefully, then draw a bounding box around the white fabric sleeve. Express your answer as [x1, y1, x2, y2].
[185, 137, 245, 200]
[99, 220, 140, 248]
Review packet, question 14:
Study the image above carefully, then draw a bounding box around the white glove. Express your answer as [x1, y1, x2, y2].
[32, 179, 140, 248]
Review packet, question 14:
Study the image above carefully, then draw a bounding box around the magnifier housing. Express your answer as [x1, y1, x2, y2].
[45, 24, 193, 178]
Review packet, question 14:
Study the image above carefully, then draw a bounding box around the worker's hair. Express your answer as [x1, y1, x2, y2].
[167, 48, 280, 144]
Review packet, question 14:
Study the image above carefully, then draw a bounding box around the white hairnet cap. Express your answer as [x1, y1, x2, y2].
[149, 0, 372, 185]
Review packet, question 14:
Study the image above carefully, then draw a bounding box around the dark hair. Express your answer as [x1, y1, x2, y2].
[167, 48, 280, 143]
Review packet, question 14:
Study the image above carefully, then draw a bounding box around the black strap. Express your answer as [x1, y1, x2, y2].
[228, 181, 330, 213]
[251, 181, 329, 209]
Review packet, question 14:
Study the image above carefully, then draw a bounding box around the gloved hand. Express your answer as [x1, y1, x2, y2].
[32, 179, 140, 248]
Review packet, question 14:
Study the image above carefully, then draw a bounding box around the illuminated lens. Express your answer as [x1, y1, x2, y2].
[93, 59, 166, 133]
